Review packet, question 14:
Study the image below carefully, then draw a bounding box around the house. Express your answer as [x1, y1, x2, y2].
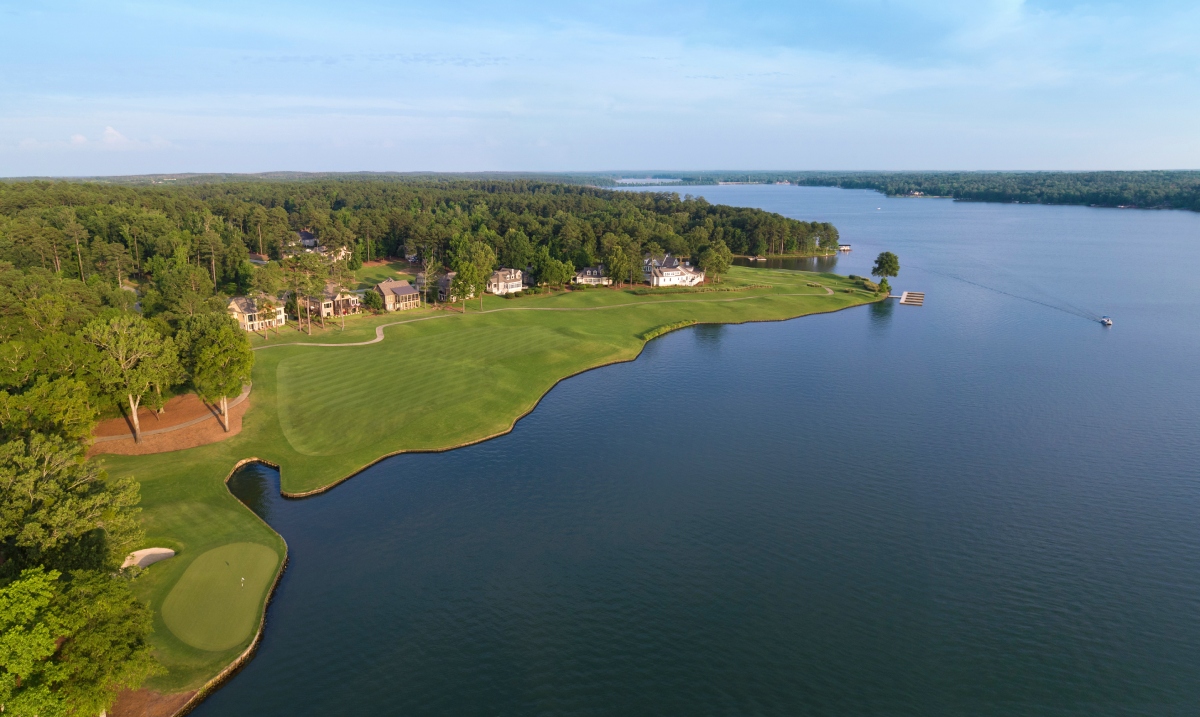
[228, 296, 286, 332]
[487, 267, 524, 295]
[643, 254, 705, 287]
[298, 229, 319, 249]
[324, 245, 352, 262]
[573, 265, 611, 286]
[437, 271, 474, 302]
[306, 285, 361, 318]
[374, 278, 421, 311]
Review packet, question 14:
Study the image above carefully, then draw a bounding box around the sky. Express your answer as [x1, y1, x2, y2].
[1, 0, 1198, 176]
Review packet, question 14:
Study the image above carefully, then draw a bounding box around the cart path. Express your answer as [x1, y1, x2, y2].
[254, 287, 839, 350]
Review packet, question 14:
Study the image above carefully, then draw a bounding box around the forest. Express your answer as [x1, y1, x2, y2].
[0, 179, 838, 289]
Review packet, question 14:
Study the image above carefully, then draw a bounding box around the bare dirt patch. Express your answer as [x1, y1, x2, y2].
[110, 689, 195, 717]
[88, 394, 249, 457]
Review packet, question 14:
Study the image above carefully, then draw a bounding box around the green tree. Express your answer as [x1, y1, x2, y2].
[469, 242, 497, 310]
[361, 288, 384, 312]
[82, 315, 182, 443]
[451, 262, 482, 312]
[0, 377, 98, 444]
[872, 252, 900, 282]
[0, 433, 142, 574]
[605, 245, 631, 288]
[177, 314, 253, 431]
[541, 258, 574, 290]
[500, 229, 532, 270]
[698, 239, 733, 283]
[0, 566, 159, 717]
[282, 253, 327, 335]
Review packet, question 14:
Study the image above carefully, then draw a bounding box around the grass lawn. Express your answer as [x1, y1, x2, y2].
[352, 259, 413, 289]
[100, 266, 879, 693]
[162, 543, 280, 651]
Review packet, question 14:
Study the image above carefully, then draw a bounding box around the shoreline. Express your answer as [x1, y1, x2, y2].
[106, 270, 878, 712]
[148, 297, 878, 715]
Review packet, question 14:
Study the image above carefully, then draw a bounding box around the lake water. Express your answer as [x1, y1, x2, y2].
[211, 187, 1200, 716]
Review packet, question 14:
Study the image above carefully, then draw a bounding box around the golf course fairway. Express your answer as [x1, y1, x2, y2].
[99, 267, 879, 696]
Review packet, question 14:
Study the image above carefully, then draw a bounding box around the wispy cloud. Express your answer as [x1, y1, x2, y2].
[1, 1, 1198, 174]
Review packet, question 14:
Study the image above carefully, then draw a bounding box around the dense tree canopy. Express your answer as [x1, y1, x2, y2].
[0, 179, 839, 294]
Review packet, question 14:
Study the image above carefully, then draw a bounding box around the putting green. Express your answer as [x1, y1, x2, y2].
[161, 542, 281, 652]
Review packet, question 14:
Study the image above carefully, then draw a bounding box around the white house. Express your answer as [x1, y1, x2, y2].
[228, 296, 286, 332]
[643, 254, 705, 287]
[487, 267, 524, 295]
[573, 265, 612, 286]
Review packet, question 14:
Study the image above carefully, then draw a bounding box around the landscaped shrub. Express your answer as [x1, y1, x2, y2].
[640, 320, 698, 341]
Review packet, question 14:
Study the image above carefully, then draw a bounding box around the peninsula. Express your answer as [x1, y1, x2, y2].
[0, 178, 881, 714]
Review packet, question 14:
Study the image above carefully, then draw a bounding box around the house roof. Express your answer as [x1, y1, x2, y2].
[228, 296, 257, 314]
[376, 278, 417, 297]
[491, 267, 523, 282]
[575, 265, 605, 277]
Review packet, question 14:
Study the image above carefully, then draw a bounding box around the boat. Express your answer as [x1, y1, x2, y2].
[838, 245, 852, 252]
[1100, 316, 1113, 326]
[750, 255, 766, 262]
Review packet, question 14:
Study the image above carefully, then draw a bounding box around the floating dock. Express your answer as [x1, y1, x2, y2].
[898, 291, 925, 306]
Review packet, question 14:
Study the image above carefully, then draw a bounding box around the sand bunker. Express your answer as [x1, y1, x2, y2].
[123, 547, 176, 569]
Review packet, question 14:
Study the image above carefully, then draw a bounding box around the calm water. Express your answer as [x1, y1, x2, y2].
[212, 187, 1200, 716]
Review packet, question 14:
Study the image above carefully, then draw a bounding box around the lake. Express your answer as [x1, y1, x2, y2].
[210, 186, 1200, 715]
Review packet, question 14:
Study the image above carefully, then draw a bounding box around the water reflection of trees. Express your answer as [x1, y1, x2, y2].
[227, 463, 278, 520]
[868, 298, 893, 330]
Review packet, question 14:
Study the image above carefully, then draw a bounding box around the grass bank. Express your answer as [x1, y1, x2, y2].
[100, 266, 878, 695]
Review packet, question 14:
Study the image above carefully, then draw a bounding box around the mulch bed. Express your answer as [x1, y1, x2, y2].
[88, 394, 250, 457]
[110, 689, 196, 717]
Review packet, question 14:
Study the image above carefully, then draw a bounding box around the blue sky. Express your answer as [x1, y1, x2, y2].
[1, 0, 1197, 175]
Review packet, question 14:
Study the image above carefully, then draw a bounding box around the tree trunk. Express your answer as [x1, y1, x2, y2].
[133, 228, 141, 272]
[221, 395, 229, 432]
[128, 394, 142, 443]
[257, 225, 263, 255]
[73, 232, 85, 280]
[305, 299, 312, 335]
[210, 244, 217, 285]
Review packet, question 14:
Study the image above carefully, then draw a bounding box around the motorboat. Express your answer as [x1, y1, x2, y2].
[1100, 316, 1113, 326]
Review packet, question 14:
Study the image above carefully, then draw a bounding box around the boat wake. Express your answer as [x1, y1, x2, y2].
[910, 264, 1105, 323]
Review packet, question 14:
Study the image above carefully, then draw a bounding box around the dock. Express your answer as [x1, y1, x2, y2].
[898, 291, 925, 306]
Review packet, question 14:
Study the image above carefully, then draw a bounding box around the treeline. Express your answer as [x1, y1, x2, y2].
[618, 171, 1200, 212]
[0, 180, 839, 294]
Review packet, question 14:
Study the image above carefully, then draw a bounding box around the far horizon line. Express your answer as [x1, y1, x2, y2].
[3, 168, 1200, 183]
